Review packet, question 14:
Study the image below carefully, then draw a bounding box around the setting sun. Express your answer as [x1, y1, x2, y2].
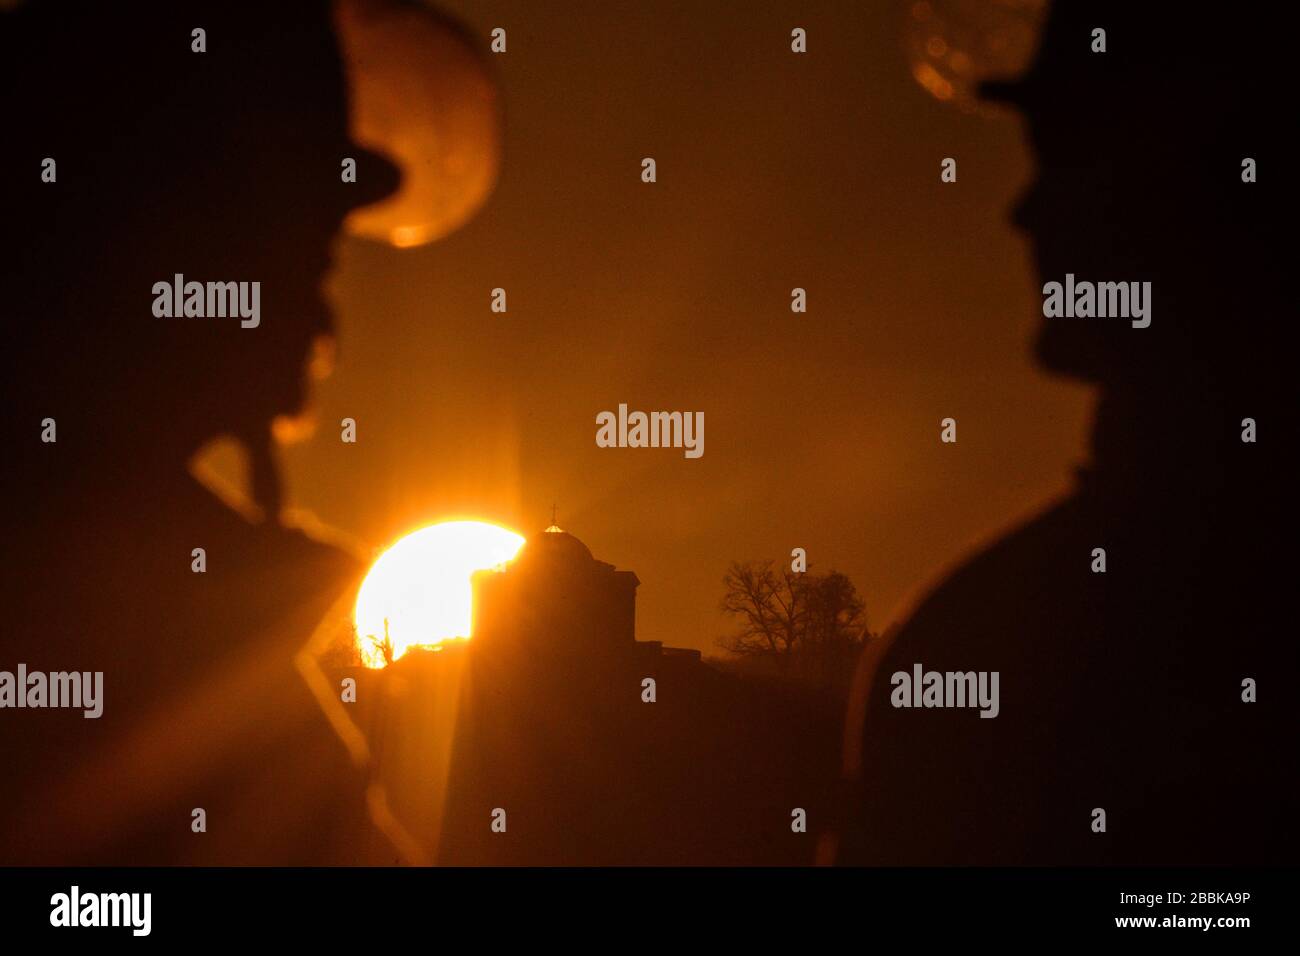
[354, 521, 525, 668]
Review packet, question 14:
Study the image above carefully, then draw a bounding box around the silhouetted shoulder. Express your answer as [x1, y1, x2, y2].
[889, 490, 1097, 662]
[854, 489, 1106, 864]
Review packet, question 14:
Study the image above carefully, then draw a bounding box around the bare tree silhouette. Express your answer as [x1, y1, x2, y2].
[366, 617, 396, 668]
[719, 560, 869, 680]
[801, 569, 869, 682]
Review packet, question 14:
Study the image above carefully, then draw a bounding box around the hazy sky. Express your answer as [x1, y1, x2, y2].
[276, 0, 1092, 652]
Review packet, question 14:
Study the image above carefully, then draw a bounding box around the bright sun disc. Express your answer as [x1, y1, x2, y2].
[354, 521, 525, 668]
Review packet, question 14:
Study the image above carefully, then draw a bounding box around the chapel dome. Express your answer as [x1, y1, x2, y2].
[515, 525, 595, 566]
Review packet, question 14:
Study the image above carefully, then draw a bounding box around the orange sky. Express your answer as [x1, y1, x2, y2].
[275, 0, 1092, 652]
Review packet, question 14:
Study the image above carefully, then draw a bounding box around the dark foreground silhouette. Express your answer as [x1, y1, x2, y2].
[0, 0, 398, 864]
[840, 3, 1294, 865]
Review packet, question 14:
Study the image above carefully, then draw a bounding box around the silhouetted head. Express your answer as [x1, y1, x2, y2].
[1, 0, 399, 480]
[983, 3, 1283, 398]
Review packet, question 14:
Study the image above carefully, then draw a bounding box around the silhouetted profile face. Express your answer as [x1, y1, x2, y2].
[985, 4, 1277, 392]
[2, 0, 399, 463]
